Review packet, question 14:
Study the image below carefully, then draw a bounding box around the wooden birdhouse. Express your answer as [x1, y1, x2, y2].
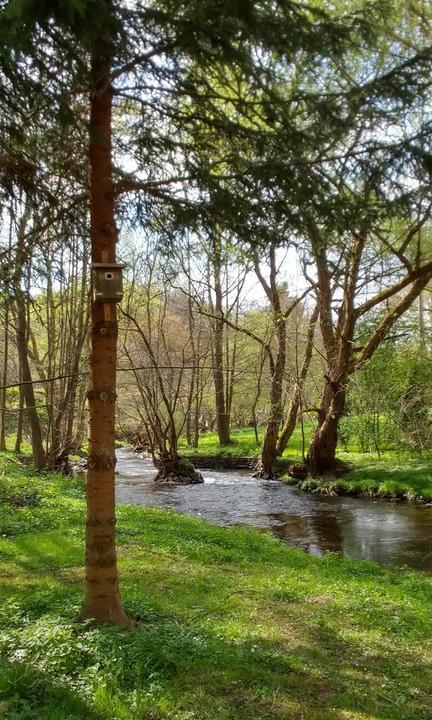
[92, 263, 126, 303]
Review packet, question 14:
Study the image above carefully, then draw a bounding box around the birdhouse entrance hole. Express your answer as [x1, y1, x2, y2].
[92, 263, 126, 303]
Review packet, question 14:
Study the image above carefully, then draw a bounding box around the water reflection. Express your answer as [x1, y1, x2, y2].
[268, 510, 344, 556]
[116, 448, 432, 574]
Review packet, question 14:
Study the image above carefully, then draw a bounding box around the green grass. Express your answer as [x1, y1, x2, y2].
[293, 449, 432, 502]
[179, 426, 263, 457]
[179, 424, 311, 460]
[0, 435, 33, 455]
[311, 450, 432, 502]
[1, 451, 432, 719]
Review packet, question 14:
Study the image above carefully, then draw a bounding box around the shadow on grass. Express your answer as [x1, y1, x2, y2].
[0, 661, 103, 720]
[0, 601, 430, 720]
[1, 510, 432, 719]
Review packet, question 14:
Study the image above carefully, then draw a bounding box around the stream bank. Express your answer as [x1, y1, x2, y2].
[117, 448, 432, 574]
[181, 451, 432, 503]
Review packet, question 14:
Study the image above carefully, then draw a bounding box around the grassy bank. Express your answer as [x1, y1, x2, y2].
[1, 451, 432, 719]
[180, 427, 432, 502]
[294, 451, 432, 502]
[179, 425, 311, 461]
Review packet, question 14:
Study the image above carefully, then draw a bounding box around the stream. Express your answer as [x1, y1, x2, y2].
[115, 448, 432, 574]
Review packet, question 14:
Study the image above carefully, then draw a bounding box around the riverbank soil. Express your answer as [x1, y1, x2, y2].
[1, 450, 431, 720]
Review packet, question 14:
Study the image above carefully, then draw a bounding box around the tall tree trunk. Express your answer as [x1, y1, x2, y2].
[251, 348, 265, 445]
[256, 246, 286, 477]
[308, 268, 432, 475]
[276, 304, 318, 456]
[193, 373, 202, 448]
[79, 20, 129, 626]
[185, 271, 196, 446]
[0, 306, 9, 451]
[307, 378, 347, 475]
[210, 240, 231, 445]
[213, 317, 231, 445]
[1, 211, 13, 451]
[15, 380, 24, 453]
[48, 368, 81, 472]
[306, 228, 361, 476]
[259, 313, 286, 477]
[275, 390, 300, 457]
[15, 295, 46, 468]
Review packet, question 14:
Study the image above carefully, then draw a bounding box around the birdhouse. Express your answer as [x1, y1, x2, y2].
[92, 263, 126, 303]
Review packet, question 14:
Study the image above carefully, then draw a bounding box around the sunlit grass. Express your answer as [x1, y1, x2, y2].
[296, 450, 432, 501]
[329, 451, 432, 501]
[179, 423, 312, 459]
[0, 450, 432, 719]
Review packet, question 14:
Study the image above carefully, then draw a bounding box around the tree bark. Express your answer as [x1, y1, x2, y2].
[307, 379, 347, 475]
[79, 19, 129, 626]
[185, 270, 196, 446]
[258, 314, 285, 477]
[255, 246, 286, 477]
[0, 212, 13, 451]
[14, 294, 46, 468]
[210, 239, 231, 445]
[306, 229, 362, 475]
[275, 390, 299, 457]
[15, 380, 24, 453]
[276, 303, 318, 456]
[0, 306, 9, 450]
[305, 216, 432, 476]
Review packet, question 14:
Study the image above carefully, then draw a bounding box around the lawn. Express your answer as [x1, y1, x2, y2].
[0, 450, 432, 719]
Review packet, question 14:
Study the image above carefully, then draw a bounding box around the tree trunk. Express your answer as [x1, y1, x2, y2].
[256, 247, 286, 477]
[259, 416, 279, 477]
[210, 239, 231, 445]
[250, 350, 265, 446]
[276, 303, 318, 456]
[258, 316, 286, 477]
[192, 366, 203, 448]
[0, 305, 9, 450]
[275, 390, 300, 457]
[47, 338, 85, 469]
[79, 24, 129, 626]
[15, 295, 46, 468]
[15, 381, 24, 453]
[307, 379, 347, 475]
[48, 374, 79, 471]
[213, 317, 231, 445]
[306, 228, 359, 476]
[1, 212, 13, 451]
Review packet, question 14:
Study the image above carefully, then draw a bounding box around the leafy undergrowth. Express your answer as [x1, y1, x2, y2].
[1, 451, 432, 720]
[0, 454, 85, 536]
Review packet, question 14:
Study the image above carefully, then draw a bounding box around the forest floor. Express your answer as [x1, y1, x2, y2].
[179, 427, 432, 502]
[0, 450, 432, 720]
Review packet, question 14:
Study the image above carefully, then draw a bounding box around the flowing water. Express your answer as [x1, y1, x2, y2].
[116, 448, 432, 574]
